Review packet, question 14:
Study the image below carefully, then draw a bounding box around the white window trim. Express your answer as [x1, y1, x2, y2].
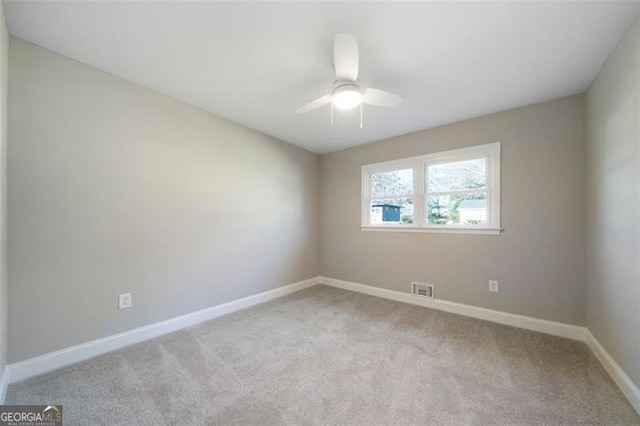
[361, 142, 502, 235]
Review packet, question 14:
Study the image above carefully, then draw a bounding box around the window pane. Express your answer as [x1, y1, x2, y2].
[371, 198, 413, 224]
[427, 193, 486, 225]
[428, 158, 486, 193]
[370, 169, 413, 197]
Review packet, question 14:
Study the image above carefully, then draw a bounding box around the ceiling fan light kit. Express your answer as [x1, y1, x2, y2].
[296, 33, 402, 127]
[331, 82, 362, 110]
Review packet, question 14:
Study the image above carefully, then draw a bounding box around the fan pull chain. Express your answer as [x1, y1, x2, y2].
[360, 104, 363, 128]
[331, 102, 334, 125]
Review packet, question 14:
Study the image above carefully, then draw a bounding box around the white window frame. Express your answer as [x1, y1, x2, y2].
[361, 142, 501, 235]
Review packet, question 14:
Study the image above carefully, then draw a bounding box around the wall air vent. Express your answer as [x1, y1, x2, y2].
[411, 282, 434, 299]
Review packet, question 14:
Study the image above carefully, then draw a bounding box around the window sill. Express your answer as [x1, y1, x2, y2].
[360, 225, 502, 235]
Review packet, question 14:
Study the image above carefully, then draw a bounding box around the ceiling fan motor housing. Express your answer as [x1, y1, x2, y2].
[295, 34, 401, 114]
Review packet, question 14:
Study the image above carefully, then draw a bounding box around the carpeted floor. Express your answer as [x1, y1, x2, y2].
[6, 285, 640, 425]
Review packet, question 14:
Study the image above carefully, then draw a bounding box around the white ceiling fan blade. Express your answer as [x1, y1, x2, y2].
[295, 95, 331, 114]
[334, 34, 359, 82]
[362, 88, 402, 108]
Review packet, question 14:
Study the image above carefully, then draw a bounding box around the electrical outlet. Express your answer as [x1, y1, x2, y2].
[489, 280, 499, 293]
[118, 293, 132, 310]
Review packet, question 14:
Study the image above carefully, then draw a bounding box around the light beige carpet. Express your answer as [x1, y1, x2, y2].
[6, 285, 640, 425]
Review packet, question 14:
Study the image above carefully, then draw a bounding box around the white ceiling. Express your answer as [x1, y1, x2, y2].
[5, 1, 640, 154]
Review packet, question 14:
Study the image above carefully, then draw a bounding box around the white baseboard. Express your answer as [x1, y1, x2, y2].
[586, 330, 640, 415]
[5, 275, 638, 418]
[6, 277, 319, 384]
[318, 276, 586, 341]
[0, 366, 7, 404]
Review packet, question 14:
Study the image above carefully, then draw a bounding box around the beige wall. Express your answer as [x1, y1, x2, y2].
[320, 94, 586, 325]
[586, 14, 640, 388]
[0, 3, 8, 379]
[7, 38, 319, 363]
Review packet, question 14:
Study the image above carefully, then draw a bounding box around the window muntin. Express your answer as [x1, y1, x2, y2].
[362, 142, 500, 234]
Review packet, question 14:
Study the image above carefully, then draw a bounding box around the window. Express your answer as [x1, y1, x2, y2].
[361, 142, 501, 234]
[369, 167, 414, 225]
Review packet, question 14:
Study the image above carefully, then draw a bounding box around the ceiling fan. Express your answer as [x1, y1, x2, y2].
[296, 34, 402, 126]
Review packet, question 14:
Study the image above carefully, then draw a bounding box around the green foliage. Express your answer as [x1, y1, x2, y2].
[428, 193, 486, 225]
[449, 196, 463, 223]
[427, 197, 448, 224]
